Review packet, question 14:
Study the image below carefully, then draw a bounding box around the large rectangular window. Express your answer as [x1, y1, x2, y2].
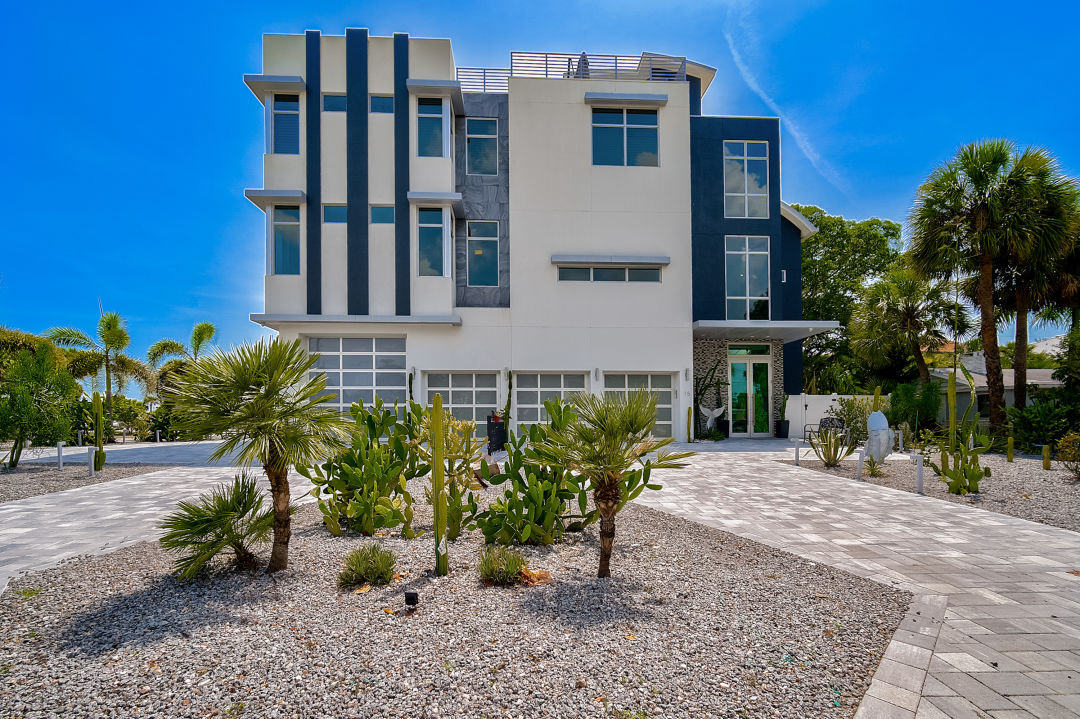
[308, 337, 407, 414]
[723, 141, 769, 218]
[417, 97, 445, 157]
[272, 94, 300, 154]
[418, 207, 445, 276]
[725, 235, 770, 320]
[272, 206, 300, 275]
[466, 118, 497, 175]
[467, 221, 498, 287]
[592, 108, 658, 167]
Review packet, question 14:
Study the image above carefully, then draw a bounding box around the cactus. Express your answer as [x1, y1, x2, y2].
[686, 405, 693, 442]
[502, 370, 513, 424]
[92, 391, 106, 471]
[431, 393, 449, 576]
[1043, 444, 1051, 470]
[872, 385, 884, 413]
[1007, 436, 1014, 462]
[930, 371, 990, 494]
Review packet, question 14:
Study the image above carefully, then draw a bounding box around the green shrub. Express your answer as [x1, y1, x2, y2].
[827, 395, 889, 443]
[808, 428, 855, 467]
[477, 545, 526, 586]
[1007, 399, 1071, 452]
[159, 473, 274, 579]
[338, 544, 396, 587]
[888, 380, 941, 434]
[1057, 431, 1080, 478]
[864, 456, 886, 477]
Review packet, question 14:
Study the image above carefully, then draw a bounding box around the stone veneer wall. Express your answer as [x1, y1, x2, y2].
[692, 338, 786, 436]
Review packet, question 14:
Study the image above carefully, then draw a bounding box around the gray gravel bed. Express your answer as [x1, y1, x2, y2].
[0, 463, 179, 504]
[0, 489, 909, 718]
[787, 453, 1080, 533]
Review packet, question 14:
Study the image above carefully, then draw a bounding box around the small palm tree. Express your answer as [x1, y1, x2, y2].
[147, 322, 219, 400]
[536, 391, 693, 578]
[164, 338, 353, 572]
[44, 311, 149, 409]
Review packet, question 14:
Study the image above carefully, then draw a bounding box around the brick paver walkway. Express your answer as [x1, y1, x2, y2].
[641, 448, 1080, 719]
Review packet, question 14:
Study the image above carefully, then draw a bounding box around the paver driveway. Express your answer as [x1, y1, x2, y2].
[642, 446, 1080, 719]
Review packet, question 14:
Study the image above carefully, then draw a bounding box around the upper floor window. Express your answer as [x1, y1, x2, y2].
[272, 206, 300, 275]
[467, 221, 498, 287]
[272, 94, 300, 154]
[417, 97, 446, 157]
[466, 118, 498, 175]
[418, 207, 446, 276]
[323, 94, 347, 112]
[370, 95, 394, 113]
[370, 206, 395, 224]
[725, 235, 769, 320]
[323, 205, 347, 223]
[723, 141, 769, 218]
[592, 108, 658, 167]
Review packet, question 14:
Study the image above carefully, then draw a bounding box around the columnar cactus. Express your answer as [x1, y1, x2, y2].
[92, 391, 106, 471]
[431, 393, 449, 576]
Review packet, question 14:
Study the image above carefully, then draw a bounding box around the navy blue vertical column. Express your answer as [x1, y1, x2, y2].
[784, 341, 804, 394]
[305, 30, 322, 315]
[688, 76, 701, 116]
[346, 28, 369, 315]
[393, 33, 410, 316]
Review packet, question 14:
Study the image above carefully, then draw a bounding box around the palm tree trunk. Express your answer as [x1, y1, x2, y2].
[104, 350, 113, 410]
[911, 339, 930, 384]
[977, 253, 1007, 432]
[594, 479, 621, 578]
[265, 463, 292, 572]
[1014, 285, 1030, 409]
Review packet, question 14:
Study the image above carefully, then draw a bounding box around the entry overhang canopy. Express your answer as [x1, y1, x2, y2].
[692, 320, 839, 343]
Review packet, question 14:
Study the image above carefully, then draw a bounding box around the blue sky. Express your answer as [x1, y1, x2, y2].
[4, 0, 1078, 362]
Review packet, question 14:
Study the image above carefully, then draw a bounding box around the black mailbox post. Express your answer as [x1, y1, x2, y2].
[486, 413, 507, 455]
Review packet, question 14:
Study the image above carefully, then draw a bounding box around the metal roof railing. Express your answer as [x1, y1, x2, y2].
[456, 52, 687, 93]
[455, 67, 510, 93]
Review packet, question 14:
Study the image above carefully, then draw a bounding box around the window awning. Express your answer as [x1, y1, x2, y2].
[406, 79, 464, 114]
[243, 74, 305, 104]
[244, 189, 306, 211]
[693, 320, 839, 343]
[551, 254, 670, 267]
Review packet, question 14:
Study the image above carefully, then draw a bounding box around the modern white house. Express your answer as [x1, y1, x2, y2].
[244, 30, 836, 440]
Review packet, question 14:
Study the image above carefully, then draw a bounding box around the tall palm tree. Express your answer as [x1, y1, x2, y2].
[44, 311, 148, 409]
[851, 264, 973, 384]
[909, 139, 1053, 432]
[534, 391, 693, 578]
[164, 338, 353, 572]
[147, 322, 218, 398]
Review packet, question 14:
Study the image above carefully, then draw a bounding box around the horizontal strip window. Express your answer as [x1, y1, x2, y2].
[370, 206, 395, 224]
[323, 205, 347, 223]
[370, 95, 394, 113]
[323, 94, 347, 112]
[557, 266, 661, 282]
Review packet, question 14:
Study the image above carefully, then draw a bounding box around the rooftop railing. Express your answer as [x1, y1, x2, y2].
[456, 52, 687, 93]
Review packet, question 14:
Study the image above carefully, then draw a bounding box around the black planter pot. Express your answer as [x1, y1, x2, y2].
[774, 420, 790, 439]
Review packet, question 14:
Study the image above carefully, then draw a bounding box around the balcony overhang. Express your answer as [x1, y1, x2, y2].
[693, 320, 839, 343]
[243, 74, 305, 104]
[406, 79, 465, 114]
[407, 191, 463, 214]
[251, 313, 463, 330]
[245, 189, 306, 211]
[584, 91, 668, 108]
[551, 254, 670, 267]
[780, 202, 817, 240]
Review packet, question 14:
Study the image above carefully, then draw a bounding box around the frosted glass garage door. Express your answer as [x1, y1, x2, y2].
[514, 372, 587, 431]
[426, 372, 498, 437]
[603, 373, 674, 437]
[308, 337, 408, 414]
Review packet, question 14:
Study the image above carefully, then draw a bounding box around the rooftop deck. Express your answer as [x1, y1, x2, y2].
[457, 51, 690, 93]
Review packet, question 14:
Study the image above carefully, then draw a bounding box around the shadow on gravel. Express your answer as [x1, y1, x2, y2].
[57, 573, 264, 657]
[518, 571, 657, 630]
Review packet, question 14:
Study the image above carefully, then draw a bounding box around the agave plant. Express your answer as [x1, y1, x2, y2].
[807, 428, 855, 467]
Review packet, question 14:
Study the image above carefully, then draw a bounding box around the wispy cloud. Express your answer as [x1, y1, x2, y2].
[722, 9, 852, 198]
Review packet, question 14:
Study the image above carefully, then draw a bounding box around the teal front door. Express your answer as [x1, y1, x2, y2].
[729, 358, 771, 437]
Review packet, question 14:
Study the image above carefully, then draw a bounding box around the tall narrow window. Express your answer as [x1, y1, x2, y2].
[418, 207, 445, 276]
[272, 206, 300, 275]
[272, 94, 300, 154]
[467, 221, 498, 286]
[725, 235, 770, 320]
[466, 118, 497, 175]
[417, 97, 445, 157]
[723, 141, 769, 218]
[592, 108, 658, 167]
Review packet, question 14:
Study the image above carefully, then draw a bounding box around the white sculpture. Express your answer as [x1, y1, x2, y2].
[865, 410, 893, 463]
[699, 404, 726, 431]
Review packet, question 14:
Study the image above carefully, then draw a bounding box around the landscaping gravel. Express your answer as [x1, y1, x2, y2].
[789, 453, 1080, 533]
[0, 493, 909, 719]
[0, 463, 179, 504]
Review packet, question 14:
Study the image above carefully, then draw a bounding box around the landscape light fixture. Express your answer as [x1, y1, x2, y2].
[404, 591, 418, 610]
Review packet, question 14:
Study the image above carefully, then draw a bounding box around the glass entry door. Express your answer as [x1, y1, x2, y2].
[729, 358, 771, 437]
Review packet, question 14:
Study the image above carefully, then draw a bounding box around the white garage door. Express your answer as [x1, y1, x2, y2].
[514, 372, 588, 431]
[603, 373, 674, 437]
[308, 337, 408, 414]
[426, 372, 499, 437]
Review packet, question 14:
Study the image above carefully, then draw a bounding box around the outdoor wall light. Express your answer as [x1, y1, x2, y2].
[593, 367, 601, 380]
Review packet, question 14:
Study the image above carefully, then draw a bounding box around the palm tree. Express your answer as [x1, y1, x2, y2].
[147, 322, 218, 398]
[851, 264, 972, 383]
[909, 139, 1055, 432]
[535, 391, 693, 578]
[164, 338, 353, 572]
[44, 311, 149, 409]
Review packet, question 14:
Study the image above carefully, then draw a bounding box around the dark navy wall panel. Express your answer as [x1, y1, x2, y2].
[305, 30, 322, 314]
[779, 217, 802, 321]
[784, 341, 804, 394]
[393, 33, 410, 316]
[346, 28, 369, 315]
[688, 76, 701, 116]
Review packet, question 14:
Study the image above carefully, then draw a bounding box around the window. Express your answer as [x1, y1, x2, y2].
[370, 206, 395, 224]
[729, 344, 771, 356]
[323, 94, 347, 112]
[323, 205, 347, 223]
[557, 266, 661, 282]
[514, 373, 587, 429]
[466, 118, 497, 175]
[308, 337, 407, 414]
[592, 108, 658, 167]
[603, 373, 674, 437]
[467, 221, 498, 287]
[272, 206, 300, 275]
[370, 95, 394, 113]
[272, 94, 300, 154]
[418, 207, 445, 276]
[725, 235, 770, 320]
[417, 97, 445, 157]
[426, 372, 498, 437]
[723, 141, 769, 218]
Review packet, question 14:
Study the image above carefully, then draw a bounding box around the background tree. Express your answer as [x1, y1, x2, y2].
[44, 311, 149, 410]
[0, 343, 80, 468]
[147, 322, 218, 403]
[164, 339, 352, 572]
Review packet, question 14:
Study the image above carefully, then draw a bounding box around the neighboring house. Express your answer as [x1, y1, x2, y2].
[244, 30, 835, 440]
[929, 362, 1063, 420]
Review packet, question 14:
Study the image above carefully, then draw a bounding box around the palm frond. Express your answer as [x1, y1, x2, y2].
[147, 339, 187, 366]
[189, 322, 217, 360]
[42, 326, 96, 349]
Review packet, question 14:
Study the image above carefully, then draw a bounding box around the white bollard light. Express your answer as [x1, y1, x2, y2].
[87, 446, 95, 477]
[77, 430, 82, 447]
[856, 449, 865, 480]
[156, 430, 161, 443]
[57, 442, 65, 470]
[914, 454, 924, 495]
